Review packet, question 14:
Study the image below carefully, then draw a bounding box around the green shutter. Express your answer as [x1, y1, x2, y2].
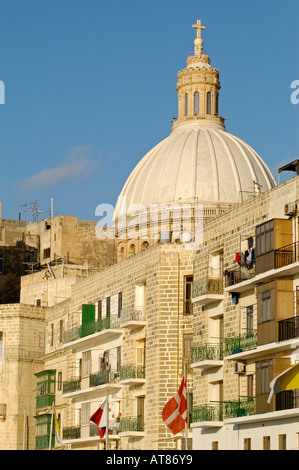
[82, 304, 95, 324]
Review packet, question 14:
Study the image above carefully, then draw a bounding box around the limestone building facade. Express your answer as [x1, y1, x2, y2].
[191, 175, 299, 450]
[0, 20, 288, 451]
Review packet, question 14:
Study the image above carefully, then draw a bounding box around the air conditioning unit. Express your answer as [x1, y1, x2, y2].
[235, 362, 246, 375]
[284, 202, 297, 216]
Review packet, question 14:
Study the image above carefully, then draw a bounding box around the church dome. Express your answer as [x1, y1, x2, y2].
[117, 121, 275, 211]
[114, 20, 276, 225]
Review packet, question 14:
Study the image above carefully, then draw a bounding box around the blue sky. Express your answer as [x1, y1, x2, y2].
[0, 0, 298, 221]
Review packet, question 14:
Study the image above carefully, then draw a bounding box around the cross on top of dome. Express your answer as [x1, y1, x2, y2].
[192, 19, 205, 56]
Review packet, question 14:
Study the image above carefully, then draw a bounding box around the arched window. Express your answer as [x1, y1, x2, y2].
[194, 91, 199, 115]
[207, 92, 212, 115]
[215, 94, 219, 115]
[129, 244, 135, 257]
[184, 93, 188, 116]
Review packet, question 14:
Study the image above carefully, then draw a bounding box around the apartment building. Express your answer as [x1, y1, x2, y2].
[34, 243, 194, 450]
[191, 174, 299, 450]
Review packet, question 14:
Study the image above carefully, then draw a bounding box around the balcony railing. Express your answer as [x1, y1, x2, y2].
[192, 397, 255, 423]
[193, 277, 223, 298]
[274, 241, 299, 268]
[63, 316, 120, 344]
[63, 369, 121, 394]
[120, 364, 145, 381]
[62, 377, 81, 394]
[89, 369, 120, 387]
[224, 267, 256, 287]
[120, 307, 145, 326]
[278, 316, 299, 341]
[119, 416, 144, 432]
[191, 343, 223, 363]
[62, 421, 120, 440]
[224, 330, 257, 356]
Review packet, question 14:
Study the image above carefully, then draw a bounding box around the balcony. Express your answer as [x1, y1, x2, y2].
[278, 316, 299, 342]
[120, 307, 146, 330]
[62, 369, 122, 398]
[191, 343, 223, 370]
[224, 266, 255, 288]
[191, 397, 255, 428]
[119, 416, 144, 436]
[62, 421, 120, 443]
[63, 316, 122, 349]
[226, 242, 299, 294]
[224, 330, 258, 356]
[192, 277, 224, 305]
[119, 364, 145, 385]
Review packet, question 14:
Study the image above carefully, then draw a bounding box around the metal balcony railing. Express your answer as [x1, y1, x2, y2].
[224, 267, 256, 287]
[278, 316, 299, 341]
[119, 364, 145, 381]
[274, 241, 299, 268]
[192, 277, 223, 298]
[62, 377, 81, 394]
[191, 343, 223, 363]
[89, 369, 120, 387]
[63, 316, 120, 344]
[119, 416, 144, 432]
[192, 397, 255, 423]
[120, 307, 145, 325]
[224, 330, 257, 356]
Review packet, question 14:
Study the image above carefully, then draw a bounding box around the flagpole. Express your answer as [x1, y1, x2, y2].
[106, 389, 109, 450]
[184, 363, 188, 451]
[49, 402, 54, 450]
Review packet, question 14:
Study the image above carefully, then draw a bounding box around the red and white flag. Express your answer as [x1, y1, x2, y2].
[162, 373, 187, 435]
[90, 399, 108, 438]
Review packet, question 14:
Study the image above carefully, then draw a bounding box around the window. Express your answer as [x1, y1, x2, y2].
[247, 374, 254, 397]
[118, 292, 122, 318]
[59, 320, 63, 343]
[81, 402, 90, 425]
[262, 291, 271, 322]
[0, 256, 3, 274]
[212, 441, 218, 450]
[261, 361, 269, 395]
[50, 324, 54, 347]
[57, 372, 62, 391]
[43, 248, 50, 259]
[207, 92, 212, 115]
[184, 275, 193, 314]
[194, 92, 199, 115]
[256, 220, 274, 256]
[246, 306, 254, 332]
[98, 300, 102, 320]
[137, 396, 145, 430]
[185, 93, 188, 116]
[263, 436, 270, 450]
[106, 297, 111, 318]
[244, 438, 251, 450]
[82, 351, 91, 377]
[279, 434, 286, 450]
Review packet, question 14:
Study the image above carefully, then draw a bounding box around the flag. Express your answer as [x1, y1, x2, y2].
[162, 373, 187, 435]
[90, 400, 108, 438]
[54, 408, 62, 445]
[267, 362, 299, 403]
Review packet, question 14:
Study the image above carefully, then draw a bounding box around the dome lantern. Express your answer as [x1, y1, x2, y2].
[174, 19, 224, 131]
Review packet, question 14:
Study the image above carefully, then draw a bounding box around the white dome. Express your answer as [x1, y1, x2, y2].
[116, 122, 276, 213]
